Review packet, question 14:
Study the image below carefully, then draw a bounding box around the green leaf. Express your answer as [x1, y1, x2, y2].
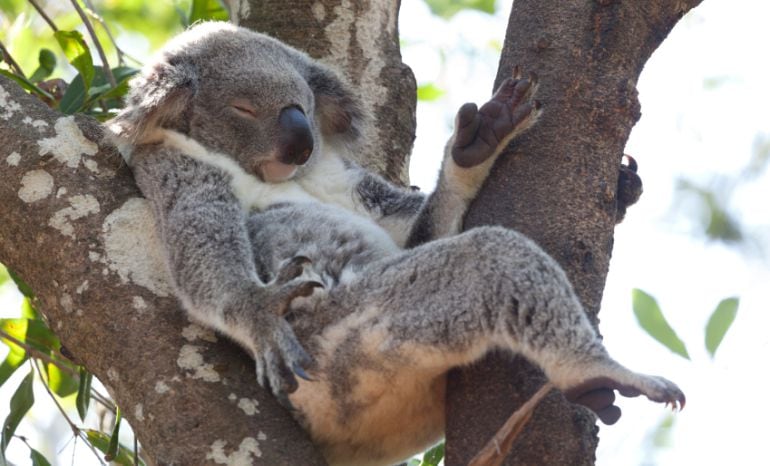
[46, 363, 79, 398]
[705, 297, 739, 358]
[424, 0, 496, 19]
[0, 70, 55, 101]
[54, 31, 95, 91]
[29, 49, 57, 83]
[417, 83, 446, 102]
[0, 264, 9, 287]
[20, 297, 39, 320]
[58, 73, 87, 114]
[85, 430, 141, 466]
[632, 289, 690, 359]
[106, 407, 122, 461]
[189, 0, 229, 23]
[0, 344, 27, 390]
[76, 367, 93, 421]
[29, 447, 52, 466]
[8, 269, 34, 299]
[420, 442, 445, 466]
[1, 371, 35, 454]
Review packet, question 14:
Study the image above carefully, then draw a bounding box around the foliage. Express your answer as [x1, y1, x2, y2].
[632, 288, 738, 360]
[408, 441, 445, 466]
[424, 0, 495, 19]
[0, 0, 228, 120]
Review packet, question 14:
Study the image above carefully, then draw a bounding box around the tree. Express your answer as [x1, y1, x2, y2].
[0, 0, 703, 464]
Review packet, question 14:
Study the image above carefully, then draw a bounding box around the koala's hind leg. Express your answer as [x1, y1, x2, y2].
[318, 227, 684, 424]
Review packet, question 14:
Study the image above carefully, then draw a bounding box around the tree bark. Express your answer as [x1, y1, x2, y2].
[446, 1, 704, 464]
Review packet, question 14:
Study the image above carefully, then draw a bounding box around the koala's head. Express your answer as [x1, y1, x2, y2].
[108, 22, 363, 182]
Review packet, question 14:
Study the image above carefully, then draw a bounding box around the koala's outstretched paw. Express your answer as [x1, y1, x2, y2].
[451, 66, 542, 168]
[616, 154, 643, 223]
[564, 373, 685, 425]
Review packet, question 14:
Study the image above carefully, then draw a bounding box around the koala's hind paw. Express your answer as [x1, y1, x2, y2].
[565, 374, 685, 425]
[451, 66, 542, 168]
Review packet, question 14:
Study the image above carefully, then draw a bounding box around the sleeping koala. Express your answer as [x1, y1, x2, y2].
[107, 22, 684, 466]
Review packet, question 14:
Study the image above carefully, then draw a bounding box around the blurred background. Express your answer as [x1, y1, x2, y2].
[1, 0, 768, 464]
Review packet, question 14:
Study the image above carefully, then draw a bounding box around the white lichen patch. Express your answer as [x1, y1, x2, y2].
[6, 152, 20, 166]
[60, 293, 74, 314]
[177, 344, 220, 382]
[37, 116, 98, 169]
[84, 158, 99, 173]
[107, 367, 119, 382]
[237, 398, 259, 416]
[48, 194, 100, 238]
[312, 2, 325, 21]
[76, 280, 89, 294]
[18, 170, 54, 203]
[102, 198, 172, 297]
[23, 116, 49, 131]
[134, 404, 145, 422]
[228, 393, 237, 402]
[206, 437, 262, 466]
[0, 85, 21, 120]
[155, 380, 171, 394]
[182, 323, 218, 343]
[132, 296, 147, 312]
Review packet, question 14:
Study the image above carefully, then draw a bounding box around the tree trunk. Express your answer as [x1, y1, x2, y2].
[446, 1, 704, 464]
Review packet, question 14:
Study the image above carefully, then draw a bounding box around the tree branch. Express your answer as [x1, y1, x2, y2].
[447, 1, 705, 464]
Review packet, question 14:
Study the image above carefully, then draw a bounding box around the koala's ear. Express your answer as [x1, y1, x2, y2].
[108, 57, 197, 145]
[305, 64, 364, 142]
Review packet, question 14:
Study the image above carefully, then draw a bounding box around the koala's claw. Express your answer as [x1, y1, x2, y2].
[451, 66, 541, 168]
[254, 322, 316, 403]
[565, 374, 685, 425]
[275, 255, 313, 283]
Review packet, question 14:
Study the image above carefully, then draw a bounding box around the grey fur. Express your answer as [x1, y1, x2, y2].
[108, 22, 684, 466]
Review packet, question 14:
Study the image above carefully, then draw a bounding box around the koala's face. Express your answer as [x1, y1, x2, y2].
[111, 23, 362, 183]
[189, 58, 320, 182]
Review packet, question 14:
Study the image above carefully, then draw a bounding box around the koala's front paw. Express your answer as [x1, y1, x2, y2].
[252, 256, 323, 406]
[616, 154, 642, 223]
[451, 66, 542, 168]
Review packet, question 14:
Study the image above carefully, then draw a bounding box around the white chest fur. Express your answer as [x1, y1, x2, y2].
[158, 131, 397, 253]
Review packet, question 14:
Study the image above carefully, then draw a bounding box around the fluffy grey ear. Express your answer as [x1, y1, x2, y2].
[107, 57, 197, 145]
[305, 64, 364, 143]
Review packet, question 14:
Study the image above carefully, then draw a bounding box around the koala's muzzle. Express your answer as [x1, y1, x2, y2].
[278, 106, 314, 165]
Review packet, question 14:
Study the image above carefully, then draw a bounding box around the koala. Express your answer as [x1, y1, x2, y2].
[107, 22, 684, 466]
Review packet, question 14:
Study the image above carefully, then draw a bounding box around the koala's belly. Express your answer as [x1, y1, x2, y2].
[248, 203, 400, 285]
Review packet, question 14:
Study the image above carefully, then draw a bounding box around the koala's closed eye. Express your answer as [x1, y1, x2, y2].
[230, 99, 259, 119]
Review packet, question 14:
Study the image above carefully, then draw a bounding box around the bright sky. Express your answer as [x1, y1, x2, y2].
[1, 1, 768, 465]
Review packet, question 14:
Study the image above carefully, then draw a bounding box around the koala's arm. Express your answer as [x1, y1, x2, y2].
[353, 71, 541, 248]
[129, 144, 318, 400]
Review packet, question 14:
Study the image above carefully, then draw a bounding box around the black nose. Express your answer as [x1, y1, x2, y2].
[278, 106, 314, 165]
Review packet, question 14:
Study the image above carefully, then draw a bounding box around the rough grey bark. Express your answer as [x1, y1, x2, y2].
[226, 0, 416, 185]
[446, 1, 704, 464]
